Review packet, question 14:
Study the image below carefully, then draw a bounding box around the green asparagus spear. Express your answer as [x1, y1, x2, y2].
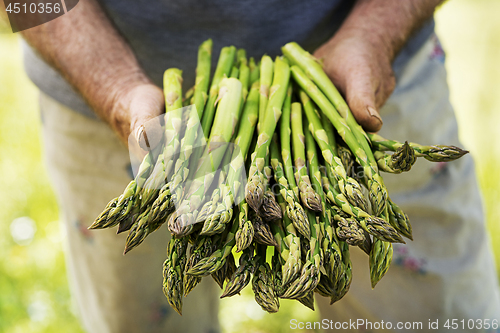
[291, 102, 323, 212]
[163, 237, 188, 315]
[187, 217, 239, 276]
[292, 66, 388, 216]
[374, 141, 416, 173]
[192, 39, 213, 118]
[368, 132, 468, 162]
[321, 176, 404, 244]
[270, 137, 310, 239]
[299, 91, 367, 211]
[369, 238, 393, 288]
[258, 55, 274, 130]
[245, 56, 290, 212]
[387, 198, 413, 240]
[221, 247, 255, 298]
[249, 57, 260, 85]
[169, 78, 242, 236]
[252, 245, 280, 313]
[200, 46, 236, 137]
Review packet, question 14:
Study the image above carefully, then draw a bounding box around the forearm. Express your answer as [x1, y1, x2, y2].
[21, 0, 155, 141]
[338, 0, 444, 60]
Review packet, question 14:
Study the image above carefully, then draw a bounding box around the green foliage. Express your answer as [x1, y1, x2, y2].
[0, 34, 85, 333]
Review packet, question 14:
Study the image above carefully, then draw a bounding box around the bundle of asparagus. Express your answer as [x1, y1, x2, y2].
[89, 39, 468, 314]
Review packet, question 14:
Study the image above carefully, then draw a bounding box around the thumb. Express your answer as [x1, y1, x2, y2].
[344, 80, 383, 133]
[128, 85, 165, 151]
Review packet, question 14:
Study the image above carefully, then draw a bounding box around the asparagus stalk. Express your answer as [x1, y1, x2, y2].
[304, 121, 325, 258]
[221, 247, 255, 298]
[168, 78, 242, 236]
[315, 273, 335, 298]
[280, 259, 320, 300]
[199, 80, 260, 235]
[146, 183, 174, 227]
[280, 129, 322, 300]
[271, 246, 285, 296]
[230, 66, 239, 78]
[279, 86, 306, 214]
[138, 68, 184, 208]
[162, 68, 184, 178]
[187, 217, 239, 276]
[198, 147, 236, 235]
[330, 240, 352, 304]
[225, 252, 237, 283]
[252, 245, 280, 313]
[317, 168, 345, 285]
[245, 56, 290, 212]
[236, 49, 247, 67]
[332, 206, 366, 246]
[291, 102, 323, 212]
[260, 189, 282, 222]
[368, 132, 468, 162]
[320, 111, 338, 157]
[166, 43, 214, 202]
[369, 238, 393, 288]
[163, 237, 188, 315]
[387, 198, 413, 240]
[270, 137, 310, 239]
[282, 42, 378, 171]
[337, 144, 355, 176]
[200, 46, 236, 136]
[374, 141, 416, 173]
[297, 291, 315, 311]
[273, 193, 302, 286]
[299, 91, 367, 211]
[183, 236, 215, 296]
[280, 123, 326, 299]
[258, 55, 274, 130]
[252, 211, 278, 247]
[235, 203, 254, 252]
[122, 205, 155, 254]
[358, 229, 373, 255]
[249, 57, 260, 84]
[321, 176, 404, 244]
[192, 39, 213, 118]
[183, 86, 195, 107]
[239, 61, 250, 103]
[292, 66, 388, 216]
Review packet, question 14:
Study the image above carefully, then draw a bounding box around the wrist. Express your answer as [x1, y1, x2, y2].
[337, 0, 441, 62]
[99, 70, 152, 134]
[329, 25, 394, 63]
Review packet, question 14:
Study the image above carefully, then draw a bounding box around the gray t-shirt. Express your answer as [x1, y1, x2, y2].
[23, 0, 434, 119]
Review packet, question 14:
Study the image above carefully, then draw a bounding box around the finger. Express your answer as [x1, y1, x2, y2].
[134, 119, 163, 151]
[128, 85, 165, 150]
[344, 75, 383, 133]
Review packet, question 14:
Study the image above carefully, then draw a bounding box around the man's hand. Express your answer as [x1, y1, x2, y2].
[21, 0, 164, 147]
[314, 0, 443, 132]
[314, 30, 393, 132]
[110, 83, 165, 148]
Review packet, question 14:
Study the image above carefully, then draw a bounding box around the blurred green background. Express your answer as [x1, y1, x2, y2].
[0, 0, 499, 332]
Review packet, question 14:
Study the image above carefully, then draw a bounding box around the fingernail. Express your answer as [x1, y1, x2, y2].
[136, 125, 151, 151]
[367, 106, 383, 124]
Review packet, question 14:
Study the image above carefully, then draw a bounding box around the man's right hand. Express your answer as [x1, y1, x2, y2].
[110, 83, 165, 149]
